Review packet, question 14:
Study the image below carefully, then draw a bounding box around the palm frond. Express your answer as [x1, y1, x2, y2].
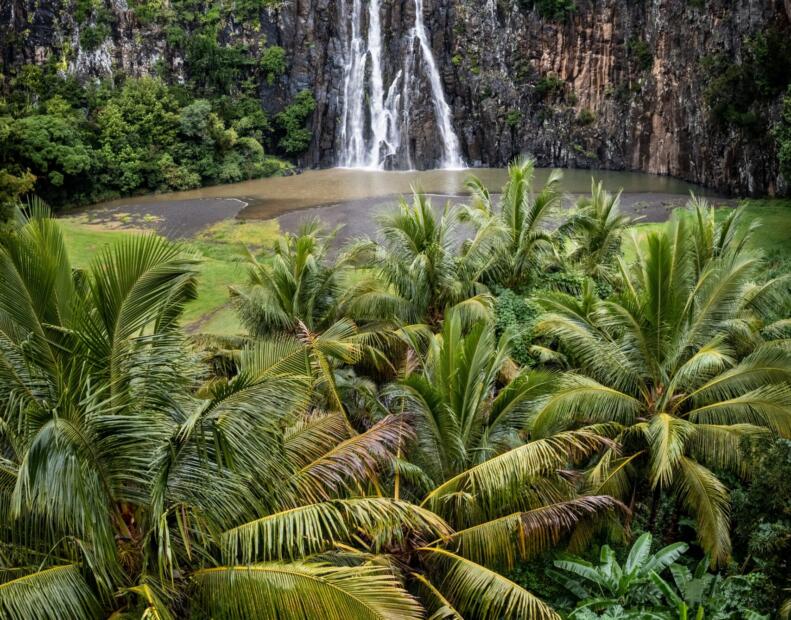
[646, 413, 694, 489]
[192, 562, 424, 620]
[439, 496, 625, 569]
[284, 411, 351, 468]
[294, 415, 410, 501]
[0, 565, 100, 620]
[421, 429, 611, 522]
[221, 498, 452, 563]
[419, 547, 560, 620]
[676, 456, 730, 566]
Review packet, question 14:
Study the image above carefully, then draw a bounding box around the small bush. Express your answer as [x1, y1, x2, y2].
[576, 108, 595, 125]
[628, 38, 653, 72]
[260, 45, 286, 85]
[493, 288, 543, 366]
[520, 0, 576, 20]
[535, 74, 565, 100]
[505, 109, 522, 128]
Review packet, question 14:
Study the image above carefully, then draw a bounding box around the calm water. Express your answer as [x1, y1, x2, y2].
[94, 167, 718, 221]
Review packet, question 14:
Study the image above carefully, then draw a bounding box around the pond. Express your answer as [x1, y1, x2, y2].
[82, 167, 726, 239]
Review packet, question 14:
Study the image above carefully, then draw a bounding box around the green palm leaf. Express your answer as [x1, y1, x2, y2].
[421, 429, 610, 522]
[192, 561, 424, 620]
[676, 456, 730, 565]
[0, 565, 100, 620]
[438, 495, 625, 569]
[221, 497, 452, 563]
[419, 547, 560, 620]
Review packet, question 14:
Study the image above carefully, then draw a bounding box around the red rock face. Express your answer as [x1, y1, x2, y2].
[1, 0, 788, 195]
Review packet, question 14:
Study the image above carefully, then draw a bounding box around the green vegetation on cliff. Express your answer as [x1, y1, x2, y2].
[0, 0, 319, 214]
[0, 66, 316, 211]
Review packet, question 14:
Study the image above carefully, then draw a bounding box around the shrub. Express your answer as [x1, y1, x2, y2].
[275, 89, 316, 154]
[505, 109, 522, 127]
[576, 108, 595, 125]
[493, 288, 543, 366]
[79, 23, 111, 51]
[535, 74, 565, 99]
[627, 37, 653, 72]
[520, 0, 576, 20]
[260, 45, 286, 85]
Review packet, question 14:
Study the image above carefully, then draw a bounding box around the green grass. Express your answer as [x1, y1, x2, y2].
[738, 199, 791, 255]
[59, 216, 281, 336]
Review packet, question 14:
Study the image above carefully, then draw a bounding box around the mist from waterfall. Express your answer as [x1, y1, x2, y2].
[337, 0, 464, 170]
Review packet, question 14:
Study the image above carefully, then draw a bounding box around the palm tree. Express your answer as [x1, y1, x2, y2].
[0, 209, 421, 618]
[386, 309, 557, 482]
[0, 209, 623, 619]
[231, 218, 347, 335]
[530, 209, 791, 564]
[461, 157, 563, 289]
[557, 180, 633, 279]
[345, 192, 497, 328]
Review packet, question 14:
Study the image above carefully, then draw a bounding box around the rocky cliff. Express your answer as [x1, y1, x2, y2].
[2, 0, 790, 195]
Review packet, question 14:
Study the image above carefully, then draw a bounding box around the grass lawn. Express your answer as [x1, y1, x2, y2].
[59, 216, 280, 336]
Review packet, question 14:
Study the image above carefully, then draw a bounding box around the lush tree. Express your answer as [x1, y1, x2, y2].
[387, 309, 557, 482]
[275, 90, 316, 155]
[347, 192, 497, 327]
[0, 63, 308, 209]
[231, 220, 348, 335]
[730, 438, 791, 614]
[0, 168, 35, 225]
[530, 204, 791, 564]
[461, 157, 563, 289]
[2, 97, 94, 202]
[558, 180, 633, 280]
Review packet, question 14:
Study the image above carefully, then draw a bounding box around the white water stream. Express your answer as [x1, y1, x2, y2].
[338, 0, 463, 169]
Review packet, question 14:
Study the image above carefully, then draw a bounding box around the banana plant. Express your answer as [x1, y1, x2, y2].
[553, 532, 770, 619]
[650, 560, 769, 620]
[550, 533, 687, 612]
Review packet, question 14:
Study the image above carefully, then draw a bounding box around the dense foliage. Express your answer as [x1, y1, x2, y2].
[0, 69, 313, 211]
[1, 161, 790, 618]
[0, 0, 319, 215]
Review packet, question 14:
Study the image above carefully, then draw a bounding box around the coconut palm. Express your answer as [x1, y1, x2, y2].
[0, 209, 424, 618]
[386, 309, 558, 483]
[558, 180, 633, 279]
[0, 209, 623, 619]
[684, 195, 755, 279]
[231, 218, 348, 335]
[530, 211, 791, 564]
[344, 192, 497, 328]
[461, 157, 563, 289]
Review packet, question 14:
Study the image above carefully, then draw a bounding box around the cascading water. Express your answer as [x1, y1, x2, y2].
[337, 0, 464, 170]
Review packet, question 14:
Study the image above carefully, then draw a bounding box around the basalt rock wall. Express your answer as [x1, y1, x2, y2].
[2, 0, 790, 195]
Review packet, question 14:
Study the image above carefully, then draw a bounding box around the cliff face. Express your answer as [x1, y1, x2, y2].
[2, 0, 790, 195]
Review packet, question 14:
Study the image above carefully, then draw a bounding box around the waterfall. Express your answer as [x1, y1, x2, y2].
[337, 0, 463, 170]
[411, 0, 463, 169]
